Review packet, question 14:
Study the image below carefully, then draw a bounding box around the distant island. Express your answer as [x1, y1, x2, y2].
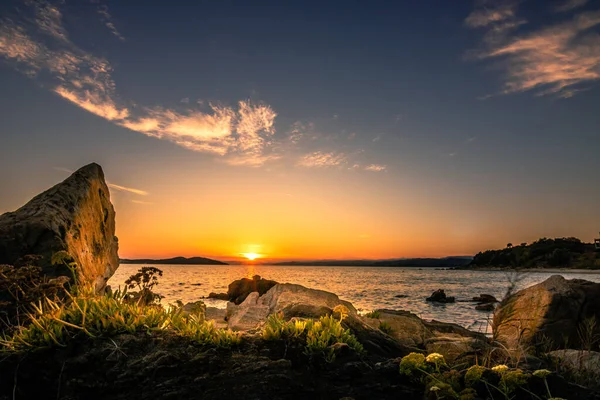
[467, 237, 600, 269]
[270, 257, 473, 268]
[120, 256, 228, 265]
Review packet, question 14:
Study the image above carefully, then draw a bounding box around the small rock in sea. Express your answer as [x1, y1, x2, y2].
[472, 294, 498, 304]
[178, 282, 185, 286]
[394, 294, 409, 298]
[208, 292, 229, 301]
[191, 283, 202, 286]
[426, 289, 455, 303]
[475, 303, 495, 312]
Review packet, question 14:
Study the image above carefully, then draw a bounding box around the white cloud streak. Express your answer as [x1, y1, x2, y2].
[96, 3, 125, 41]
[467, 2, 600, 98]
[364, 164, 387, 172]
[555, 0, 589, 13]
[297, 151, 347, 168]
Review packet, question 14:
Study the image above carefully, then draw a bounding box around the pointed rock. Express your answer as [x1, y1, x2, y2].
[0, 163, 119, 292]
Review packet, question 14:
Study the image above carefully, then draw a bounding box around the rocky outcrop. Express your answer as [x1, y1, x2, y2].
[426, 289, 455, 303]
[226, 283, 356, 331]
[227, 275, 279, 304]
[494, 275, 600, 352]
[363, 309, 489, 363]
[0, 163, 119, 292]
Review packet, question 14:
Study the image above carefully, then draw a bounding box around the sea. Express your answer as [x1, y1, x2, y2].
[108, 264, 600, 334]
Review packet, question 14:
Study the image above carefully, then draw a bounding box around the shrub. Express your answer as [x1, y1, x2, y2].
[364, 310, 381, 319]
[464, 365, 486, 387]
[124, 266, 164, 305]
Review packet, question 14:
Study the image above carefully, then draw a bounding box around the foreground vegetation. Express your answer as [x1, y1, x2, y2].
[470, 237, 600, 269]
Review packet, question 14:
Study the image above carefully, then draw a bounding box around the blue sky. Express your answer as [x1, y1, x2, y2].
[0, 0, 599, 259]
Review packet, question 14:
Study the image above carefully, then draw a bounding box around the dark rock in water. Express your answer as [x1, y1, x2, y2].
[472, 294, 498, 304]
[0, 163, 118, 293]
[191, 283, 202, 286]
[475, 303, 495, 312]
[227, 275, 278, 304]
[208, 292, 229, 301]
[494, 275, 600, 353]
[394, 294, 409, 298]
[426, 289, 455, 303]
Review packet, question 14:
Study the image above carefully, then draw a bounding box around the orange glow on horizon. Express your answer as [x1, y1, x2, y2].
[242, 252, 260, 261]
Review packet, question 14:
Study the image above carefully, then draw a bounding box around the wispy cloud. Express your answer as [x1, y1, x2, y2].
[467, 2, 600, 98]
[555, 0, 589, 13]
[95, 2, 125, 41]
[107, 183, 149, 196]
[131, 200, 153, 205]
[364, 164, 386, 172]
[297, 151, 347, 168]
[1, 1, 381, 170]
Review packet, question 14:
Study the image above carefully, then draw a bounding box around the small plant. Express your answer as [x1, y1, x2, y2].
[261, 312, 363, 362]
[364, 310, 381, 319]
[464, 365, 486, 387]
[378, 321, 393, 335]
[399, 352, 428, 377]
[124, 266, 164, 305]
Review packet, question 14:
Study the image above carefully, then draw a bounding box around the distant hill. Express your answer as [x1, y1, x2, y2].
[468, 237, 600, 269]
[120, 256, 228, 265]
[271, 257, 472, 268]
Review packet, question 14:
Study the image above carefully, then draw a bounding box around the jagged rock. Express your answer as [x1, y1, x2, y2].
[227, 275, 278, 304]
[426, 289, 455, 303]
[494, 275, 600, 352]
[472, 294, 498, 304]
[0, 163, 119, 292]
[549, 349, 600, 377]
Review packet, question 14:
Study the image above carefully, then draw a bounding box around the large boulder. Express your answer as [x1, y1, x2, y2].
[226, 283, 357, 331]
[363, 309, 488, 363]
[0, 163, 119, 292]
[493, 275, 600, 353]
[227, 275, 278, 304]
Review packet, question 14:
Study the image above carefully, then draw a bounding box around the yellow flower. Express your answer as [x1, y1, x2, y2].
[425, 353, 445, 363]
[533, 369, 551, 379]
[491, 364, 509, 373]
[430, 386, 441, 392]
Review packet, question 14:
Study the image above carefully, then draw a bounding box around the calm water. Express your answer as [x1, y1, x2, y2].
[109, 264, 600, 333]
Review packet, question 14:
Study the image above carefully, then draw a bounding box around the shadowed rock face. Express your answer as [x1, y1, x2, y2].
[0, 163, 119, 292]
[494, 275, 600, 353]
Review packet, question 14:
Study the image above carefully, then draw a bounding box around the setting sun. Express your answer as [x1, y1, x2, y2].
[242, 252, 260, 261]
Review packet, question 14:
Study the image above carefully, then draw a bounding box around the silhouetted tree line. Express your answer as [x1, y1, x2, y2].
[470, 237, 600, 269]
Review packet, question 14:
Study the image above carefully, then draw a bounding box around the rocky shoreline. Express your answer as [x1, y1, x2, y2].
[2, 164, 600, 399]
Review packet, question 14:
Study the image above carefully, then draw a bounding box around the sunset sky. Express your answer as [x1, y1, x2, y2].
[0, 0, 599, 261]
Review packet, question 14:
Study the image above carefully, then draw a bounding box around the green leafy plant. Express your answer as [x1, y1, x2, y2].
[364, 310, 381, 319]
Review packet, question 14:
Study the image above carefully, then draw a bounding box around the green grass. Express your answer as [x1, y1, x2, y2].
[0, 286, 240, 351]
[364, 310, 381, 319]
[378, 321, 393, 335]
[262, 312, 364, 361]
